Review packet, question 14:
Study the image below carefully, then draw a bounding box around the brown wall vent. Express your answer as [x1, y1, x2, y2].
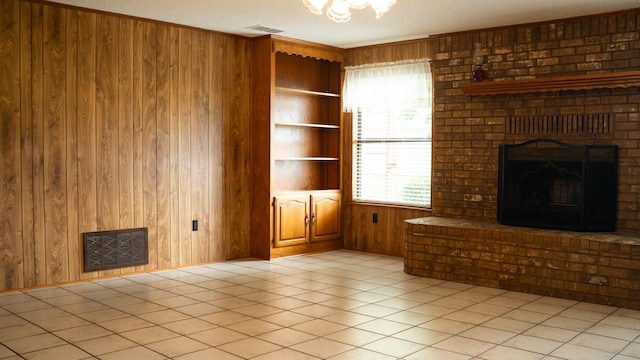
[507, 113, 612, 135]
[83, 228, 148, 272]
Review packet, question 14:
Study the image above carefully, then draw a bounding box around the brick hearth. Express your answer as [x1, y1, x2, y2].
[405, 217, 640, 310]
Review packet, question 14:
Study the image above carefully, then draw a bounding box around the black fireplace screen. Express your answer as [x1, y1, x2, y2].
[497, 139, 618, 232]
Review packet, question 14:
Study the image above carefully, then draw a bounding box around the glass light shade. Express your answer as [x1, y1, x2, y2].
[304, 0, 329, 15]
[303, 0, 395, 22]
[327, 0, 352, 22]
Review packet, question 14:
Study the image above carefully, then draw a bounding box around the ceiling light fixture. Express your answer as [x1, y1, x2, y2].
[304, 0, 396, 22]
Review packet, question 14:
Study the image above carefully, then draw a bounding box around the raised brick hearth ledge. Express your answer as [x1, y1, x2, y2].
[404, 217, 640, 310]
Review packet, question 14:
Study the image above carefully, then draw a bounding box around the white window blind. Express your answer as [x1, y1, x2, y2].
[343, 60, 432, 206]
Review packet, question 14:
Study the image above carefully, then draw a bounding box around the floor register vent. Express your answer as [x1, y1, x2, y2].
[83, 228, 148, 272]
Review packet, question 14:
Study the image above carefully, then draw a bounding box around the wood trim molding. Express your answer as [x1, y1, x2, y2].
[459, 70, 640, 96]
[271, 35, 344, 63]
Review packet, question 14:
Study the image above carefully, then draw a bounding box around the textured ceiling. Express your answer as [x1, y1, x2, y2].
[47, 0, 639, 48]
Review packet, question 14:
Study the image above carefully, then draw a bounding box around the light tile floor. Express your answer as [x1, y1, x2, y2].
[1, 250, 640, 359]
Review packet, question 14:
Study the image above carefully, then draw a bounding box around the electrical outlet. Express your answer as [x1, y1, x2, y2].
[192, 220, 198, 231]
[372, 213, 378, 223]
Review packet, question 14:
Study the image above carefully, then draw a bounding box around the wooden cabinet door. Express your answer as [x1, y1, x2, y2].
[273, 195, 310, 248]
[310, 194, 341, 243]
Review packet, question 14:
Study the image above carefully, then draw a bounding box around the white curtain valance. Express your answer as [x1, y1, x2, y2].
[342, 59, 432, 112]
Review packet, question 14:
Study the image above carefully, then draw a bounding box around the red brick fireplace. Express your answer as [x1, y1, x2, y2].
[429, 9, 640, 233]
[405, 9, 640, 309]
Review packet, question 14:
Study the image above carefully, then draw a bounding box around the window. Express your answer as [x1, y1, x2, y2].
[343, 60, 432, 206]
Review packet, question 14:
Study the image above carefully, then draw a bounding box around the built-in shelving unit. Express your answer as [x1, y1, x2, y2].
[459, 70, 640, 96]
[251, 35, 344, 259]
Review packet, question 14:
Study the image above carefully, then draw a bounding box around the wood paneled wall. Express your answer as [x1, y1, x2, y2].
[0, 0, 251, 291]
[342, 41, 435, 257]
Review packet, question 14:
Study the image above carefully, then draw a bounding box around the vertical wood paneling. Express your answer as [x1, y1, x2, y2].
[209, 33, 224, 261]
[118, 18, 134, 234]
[178, 27, 192, 265]
[43, 5, 69, 284]
[168, 26, 180, 267]
[95, 12, 120, 278]
[141, 21, 157, 270]
[95, 14, 119, 237]
[65, 8, 80, 280]
[156, 24, 171, 269]
[224, 36, 251, 259]
[19, 0, 34, 288]
[31, 2, 46, 285]
[76, 10, 97, 280]
[132, 20, 145, 272]
[0, 0, 22, 289]
[191, 30, 210, 264]
[3, 0, 254, 290]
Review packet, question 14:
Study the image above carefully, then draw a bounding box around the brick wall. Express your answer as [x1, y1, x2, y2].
[431, 9, 640, 233]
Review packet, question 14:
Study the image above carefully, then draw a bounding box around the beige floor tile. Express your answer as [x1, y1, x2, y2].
[355, 318, 411, 336]
[257, 327, 317, 347]
[260, 311, 314, 327]
[479, 345, 545, 360]
[0, 344, 16, 358]
[542, 315, 594, 332]
[74, 334, 136, 356]
[217, 337, 282, 358]
[98, 345, 166, 360]
[420, 317, 475, 334]
[290, 337, 354, 358]
[383, 310, 435, 325]
[434, 335, 496, 357]
[361, 336, 426, 358]
[444, 309, 496, 325]
[145, 335, 209, 358]
[2, 333, 66, 354]
[586, 323, 640, 341]
[120, 325, 180, 344]
[321, 311, 375, 326]
[292, 318, 348, 336]
[252, 347, 321, 360]
[226, 318, 282, 336]
[293, 303, 343, 318]
[2, 300, 51, 314]
[98, 315, 154, 333]
[161, 317, 217, 335]
[620, 342, 640, 357]
[460, 325, 518, 344]
[569, 333, 629, 353]
[77, 308, 129, 323]
[392, 326, 451, 346]
[188, 327, 248, 347]
[483, 316, 536, 333]
[0, 315, 27, 328]
[524, 324, 580, 342]
[502, 334, 563, 354]
[2, 251, 640, 360]
[53, 324, 113, 343]
[21, 344, 91, 360]
[328, 347, 398, 360]
[151, 295, 200, 308]
[174, 302, 223, 317]
[404, 346, 472, 360]
[137, 308, 191, 324]
[550, 343, 615, 360]
[232, 303, 283, 317]
[324, 327, 385, 347]
[32, 314, 91, 332]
